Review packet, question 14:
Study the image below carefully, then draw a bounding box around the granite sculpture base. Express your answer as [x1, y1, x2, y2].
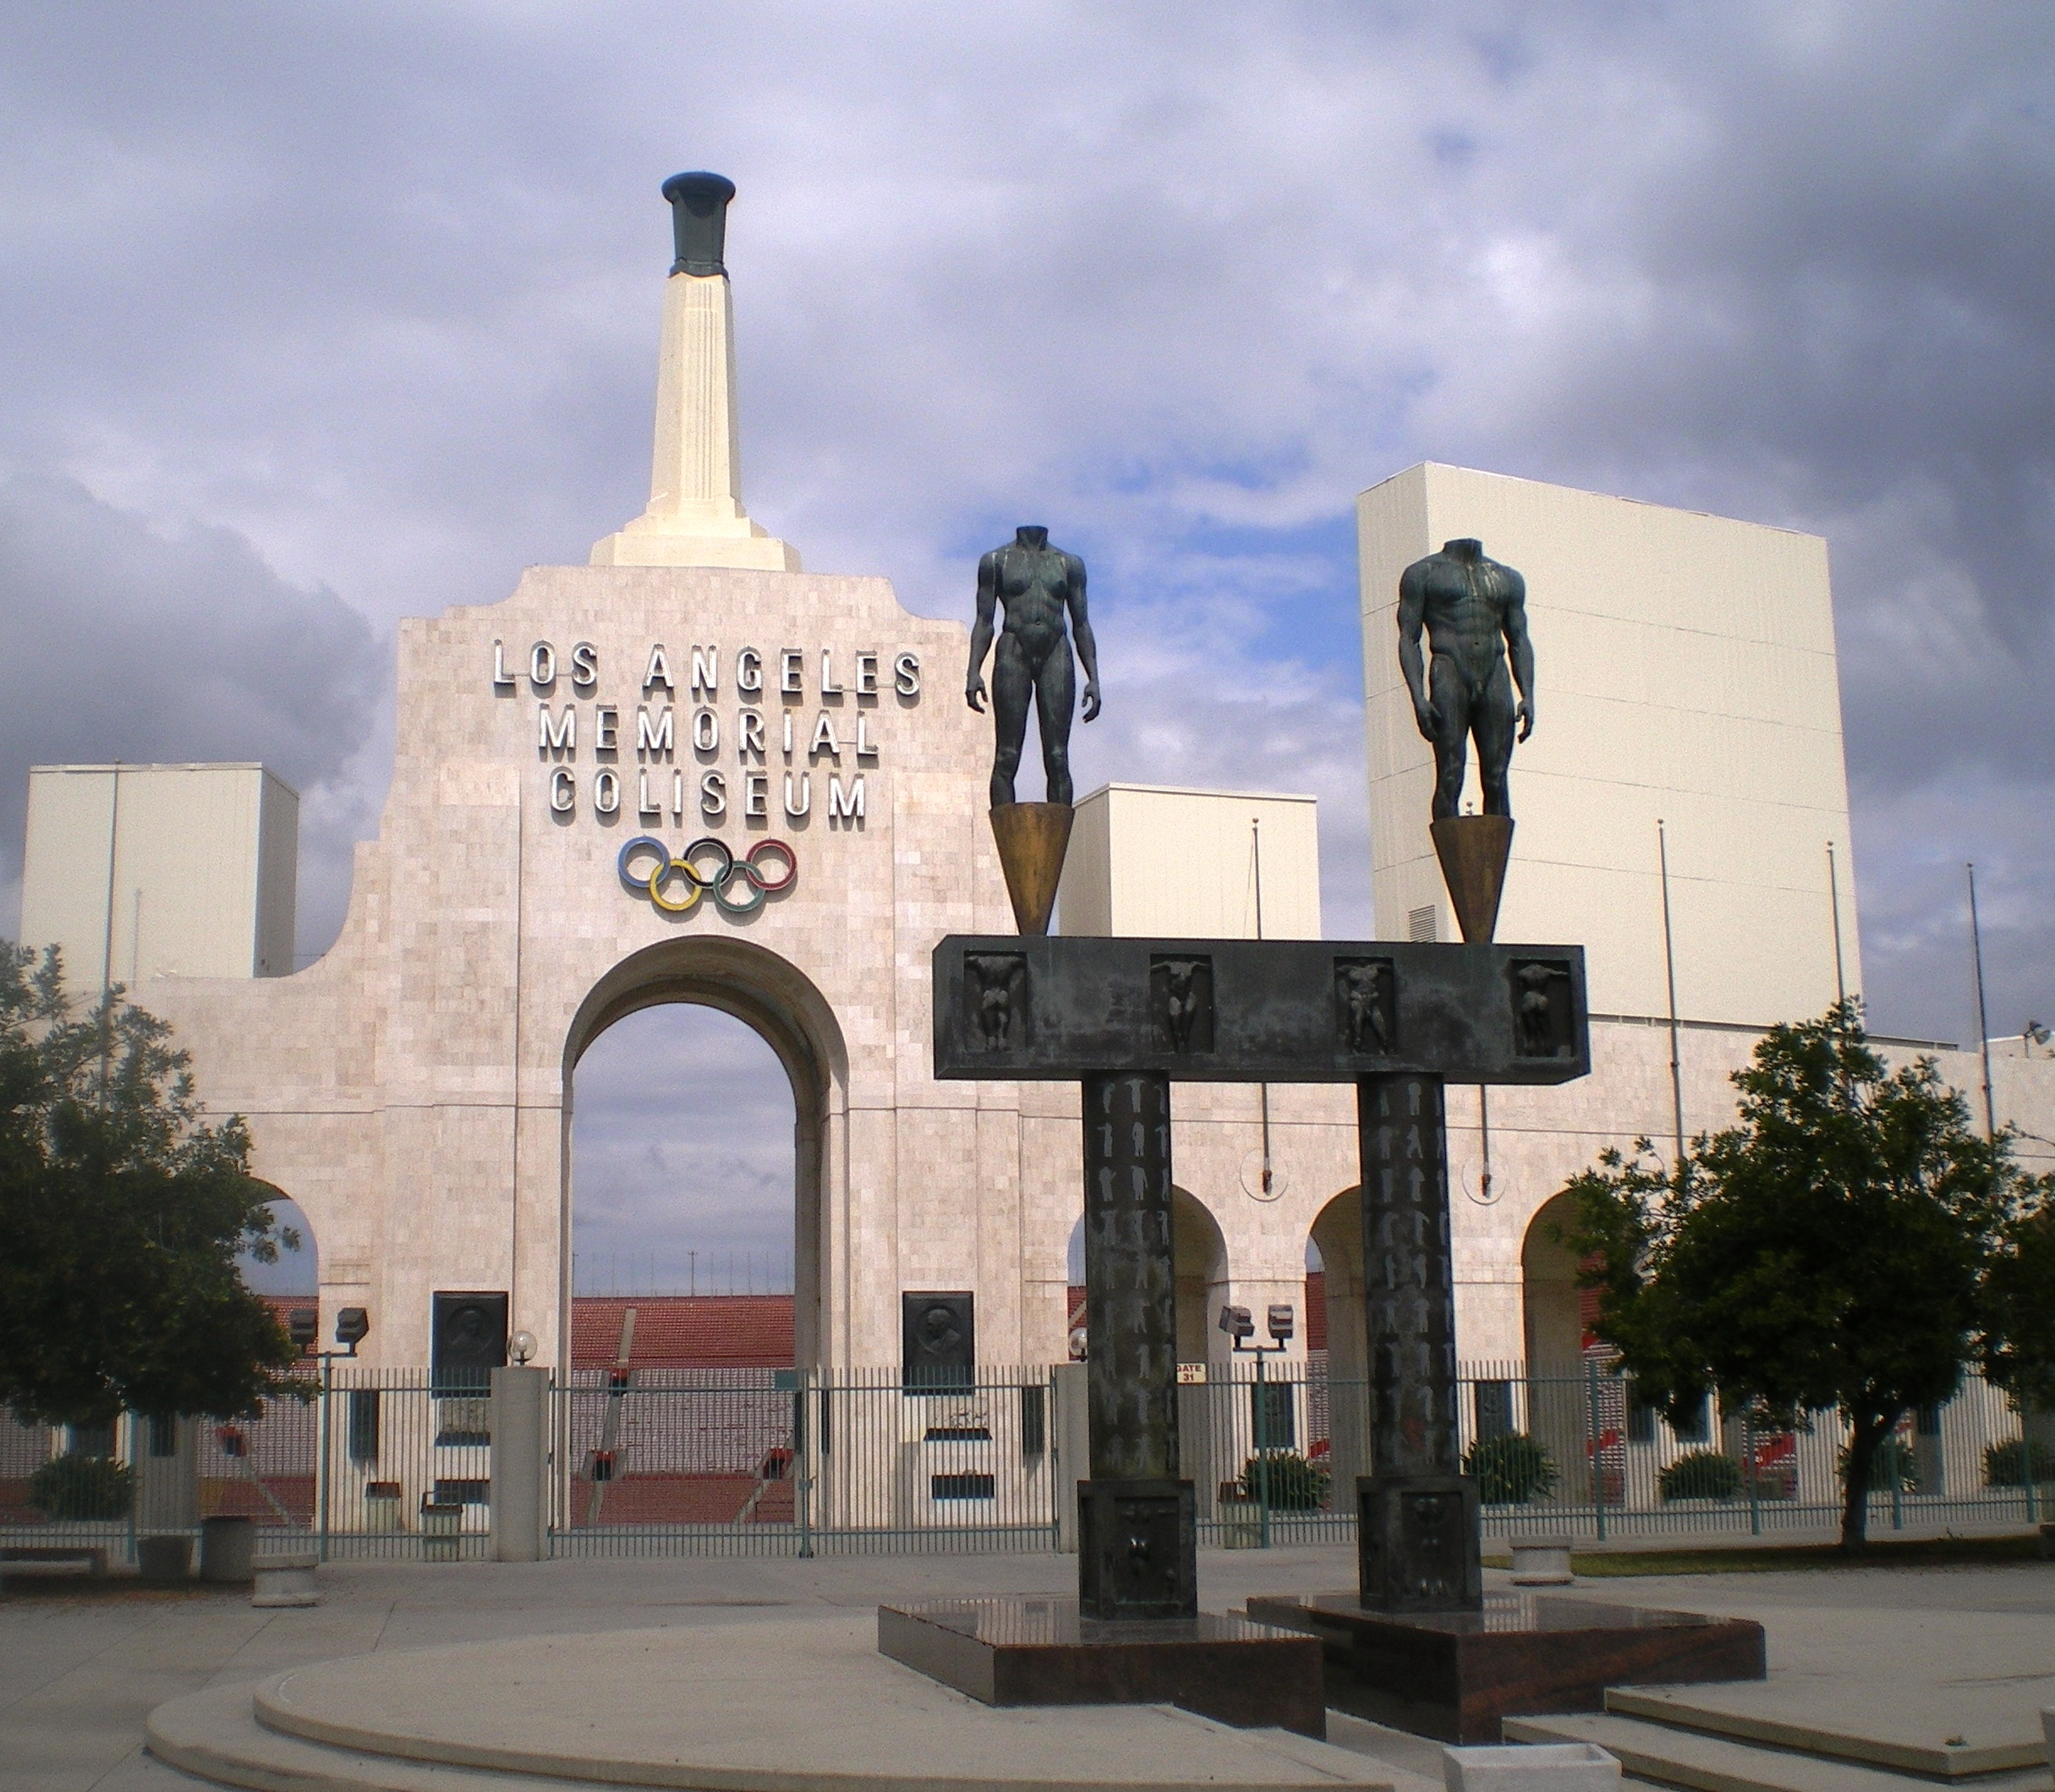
[1244, 1590, 1765, 1745]
[878, 1597, 1327, 1739]
[1076, 1477, 1197, 1619]
[1357, 1472, 1484, 1612]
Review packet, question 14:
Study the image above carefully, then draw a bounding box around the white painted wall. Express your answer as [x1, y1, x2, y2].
[1056, 783, 1321, 940]
[1360, 463, 1860, 1028]
[19, 763, 298, 987]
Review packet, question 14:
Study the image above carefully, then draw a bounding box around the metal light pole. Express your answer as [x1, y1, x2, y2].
[1220, 1302, 1294, 1548]
[1968, 863, 1996, 1141]
[304, 1308, 369, 1563]
[1658, 820, 1685, 1170]
[1826, 841, 1847, 1006]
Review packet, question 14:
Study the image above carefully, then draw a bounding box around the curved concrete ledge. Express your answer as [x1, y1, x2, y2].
[151, 1616, 1391, 1792]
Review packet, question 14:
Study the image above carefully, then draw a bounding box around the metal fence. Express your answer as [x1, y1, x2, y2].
[0, 1367, 496, 1565]
[550, 1367, 1061, 1556]
[1181, 1356, 2055, 1544]
[5, 1357, 2048, 1566]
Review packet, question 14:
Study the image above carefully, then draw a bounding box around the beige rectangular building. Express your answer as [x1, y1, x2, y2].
[20, 764, 299, 988]
[1359, 463, 1859, 1027]
[1056, 783, 1321, 940]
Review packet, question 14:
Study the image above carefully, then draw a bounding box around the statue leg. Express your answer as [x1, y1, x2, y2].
[989, 634, 1034, 808]
[1472, 660, 1516, 817]
[1033, 642, 1078, 807]
[1428, 656, 1469, 821]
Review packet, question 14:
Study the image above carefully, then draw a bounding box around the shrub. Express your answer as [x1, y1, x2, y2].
[1840, 1435, 1921, 1493]
[1658, 1448, 1743, 1502]
[1984, 1437, 2055, 1488]
[1240, 1451, 1329, 1511]
[1463, 1432, 1558, 1504]
[27, 1452, 134, 1520]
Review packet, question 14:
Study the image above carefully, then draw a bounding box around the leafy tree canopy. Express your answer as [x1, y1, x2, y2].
[0, 944, 301, 1425]
[1561, 1000, 2055, 1551]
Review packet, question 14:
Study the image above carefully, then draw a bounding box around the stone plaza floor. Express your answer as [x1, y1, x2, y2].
[4, 1542, 2052, 1792]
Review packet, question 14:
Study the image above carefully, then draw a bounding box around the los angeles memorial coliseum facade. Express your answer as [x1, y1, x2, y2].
[52, 178, 2055, 1401]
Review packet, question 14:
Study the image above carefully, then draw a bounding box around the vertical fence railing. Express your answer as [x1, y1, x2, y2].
[4, 1358, 2047, 1565]
[311, 1367, 495, 1559]
[547, 1366, 1061, 1557]
[0, 1369, 499, 1565]
[1182, 1356, 2054, 1548]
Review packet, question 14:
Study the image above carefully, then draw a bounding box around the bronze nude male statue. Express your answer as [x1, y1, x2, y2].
[967, 525, 1101, 809]
[1397, 538, 1534, 821]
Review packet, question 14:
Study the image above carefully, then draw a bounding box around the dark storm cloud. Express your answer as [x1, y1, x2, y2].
[0, 478, 384, 930]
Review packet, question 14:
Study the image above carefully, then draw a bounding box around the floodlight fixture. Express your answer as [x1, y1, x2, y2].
[1266, 1303, 1295, 1344]
[1218, 1303, 1254, 1343]
[334, 1307, 370, 1355]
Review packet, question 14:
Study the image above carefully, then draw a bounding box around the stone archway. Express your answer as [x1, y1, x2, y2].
[1521, 1189, 1593, 1503]
[562, 934, 850, 1372]
[1169, 1186, 1230, 1514]
[1170, 1186, 1229, 1366]
[1307, 1186, 1367, 1488]
[1521, 1191, 1584, 1370]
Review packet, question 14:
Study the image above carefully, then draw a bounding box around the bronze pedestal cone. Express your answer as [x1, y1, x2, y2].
[989, 803, 1073, 936]
[1430, 815, 1514, 944]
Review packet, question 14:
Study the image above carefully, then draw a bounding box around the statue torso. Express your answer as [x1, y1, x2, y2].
[992, 543, 1077, 653]
[1414, 551, 1518, 681]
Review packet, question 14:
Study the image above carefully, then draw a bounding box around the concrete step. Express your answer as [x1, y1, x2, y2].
[147, 1682, 600, 1792]
[148, 1618, 1400, 1792]
[1502, 1712, 2053, 1792]
[1605, 1685, 2052, 1779]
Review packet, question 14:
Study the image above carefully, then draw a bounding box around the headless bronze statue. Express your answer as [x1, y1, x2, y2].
[967, 526, 1101, 808]
[1397, 539, 1534, 820]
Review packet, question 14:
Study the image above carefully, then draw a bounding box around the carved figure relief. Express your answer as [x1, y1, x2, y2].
[1149, 956, 1214, 1054]
[1402, 1489, 1471, 1603]
[965, 952, 1027, 1049]
[1334, 957, 1395, 1055]
[1510, 959, 1575, 1058]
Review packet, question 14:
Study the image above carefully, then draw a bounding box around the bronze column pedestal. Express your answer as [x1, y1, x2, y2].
[1355, 1071, 1482, 1611]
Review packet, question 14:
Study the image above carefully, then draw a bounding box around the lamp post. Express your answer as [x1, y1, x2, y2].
[1219, 1302, 1294, 1548]
[307, 1309, 370, 1563]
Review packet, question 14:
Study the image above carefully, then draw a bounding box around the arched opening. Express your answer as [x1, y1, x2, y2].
[1170, 1187, 1228, 1366]
[1521, 1190, 1592, 1504]
[1061, 1192, 1228, 1365]
[562, 935, 847, 1375]
[1521, 1192, 1585, 1369]
[572, 1006, 794, 1300]
[237, 1191, 317, 1297]
[556, 938, 846, 1534]
[1307, 1186, 1367, 1488]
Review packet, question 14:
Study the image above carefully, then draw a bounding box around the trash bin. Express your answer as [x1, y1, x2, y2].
[137, 1534, 193, 1583]
[420, 1499, 463, 1562]
[200, 1515, 255, 1584]
[364, 1482, 403, 1532]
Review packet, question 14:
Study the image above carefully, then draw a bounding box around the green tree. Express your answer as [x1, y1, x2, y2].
[1561, 1000, 2052, 1553]
[0, 945, 302, 1426]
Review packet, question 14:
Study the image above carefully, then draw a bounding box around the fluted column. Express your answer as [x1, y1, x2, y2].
[590, 171, 799, 572]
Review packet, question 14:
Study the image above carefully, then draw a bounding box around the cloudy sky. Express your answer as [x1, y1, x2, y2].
[5, 3, 2052, 1276]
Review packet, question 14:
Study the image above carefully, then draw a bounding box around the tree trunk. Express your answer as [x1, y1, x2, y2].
[1840, 1411, 1896, 1554]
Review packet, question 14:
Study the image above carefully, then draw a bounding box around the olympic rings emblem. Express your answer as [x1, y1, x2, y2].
[616, 836, 797, 917]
